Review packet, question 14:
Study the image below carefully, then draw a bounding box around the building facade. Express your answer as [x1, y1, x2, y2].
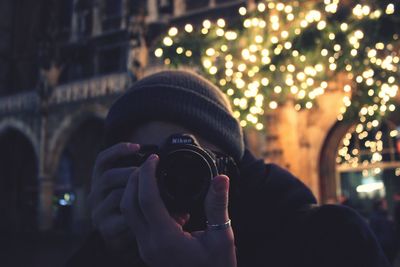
[0, 0, 399, 234]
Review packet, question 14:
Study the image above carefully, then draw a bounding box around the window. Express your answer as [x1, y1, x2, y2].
[337, 121, 400, 218]
[98, 44, 126, 74]
[58, 0, 74, 40]
[102, 0, 123, 32]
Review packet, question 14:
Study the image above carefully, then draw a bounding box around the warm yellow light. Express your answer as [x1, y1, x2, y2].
[268, 2, 275, 9]
[206, 48, 215, 56]
[225, 31, 237, 40]
[217, 19, 226, 28]
[216, 28, 224, 36]
[261, 78, 269, 86]
[257, 3, 266, 12]
[154, 48, 163, 57]
[255, 35, 263, 43]
[209, 66, 218, 74]
[239, 7, 247, 16]
[184, 24, 193, 33]
[287, 64, 295, 72]
[300, 20, 308, 28]
[284, 42, 292, 49]
[203, 20, 211, 29]
[274, 86, 282, 94]
[375, 42, 385, 50]
[269, 101, 278, 109]
[163, 37, 173, 46]
[386, 3, 395, 15]
[243, 19, 251, 28]
[354, 30, 364, 39]
[317, 21, 327, 30]
[176, 47, 183, 54]
[168, 27, 178, 36]
[202, 59, 212, 69]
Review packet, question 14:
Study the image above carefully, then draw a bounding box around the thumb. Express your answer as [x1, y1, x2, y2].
[205, 175, 230, 225]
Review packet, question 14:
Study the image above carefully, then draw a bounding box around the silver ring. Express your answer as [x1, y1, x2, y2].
[206, 219, 231, 230]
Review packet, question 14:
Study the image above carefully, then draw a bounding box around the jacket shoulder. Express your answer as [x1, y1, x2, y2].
[292, 204, 391, 267]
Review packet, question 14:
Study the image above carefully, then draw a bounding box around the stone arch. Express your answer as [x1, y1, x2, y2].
[0, 118, 39, 160]
[0, 126, 39, 232]
[48, 104, 107, 233]
[319, 110, 400, 203]
[48, 104, 108, 178]
[319, 120, 353, 203]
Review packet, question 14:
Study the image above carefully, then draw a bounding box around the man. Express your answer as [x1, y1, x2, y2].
[67, 70, 390, 267]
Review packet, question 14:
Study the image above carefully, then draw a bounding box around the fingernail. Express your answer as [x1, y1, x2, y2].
[128, 143, 140, 150]
[213, 177, 226, 193]
[148, 154, 159, 162]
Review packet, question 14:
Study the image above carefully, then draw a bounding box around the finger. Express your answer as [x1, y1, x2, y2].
[98, 167, 136, 196]
[98, 215, 129, 241]
[204, 175, 230, 225]
[121, 168, 147, 236]
[138, 154, 173, 227]
[94, 143, 140, 176]
[92, 188, 125, 228]
[103, 225, 137, 252]
[171, 213, 190, 228]
[89, 167, 136, 209]
[190, 230, 205, 239]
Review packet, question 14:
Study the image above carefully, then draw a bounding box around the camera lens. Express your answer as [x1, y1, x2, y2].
[158, 149, 213, 211]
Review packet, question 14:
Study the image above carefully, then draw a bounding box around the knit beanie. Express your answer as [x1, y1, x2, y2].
[104, 70, 245, 162]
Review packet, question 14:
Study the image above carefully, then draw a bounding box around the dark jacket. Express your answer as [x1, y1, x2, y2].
[66, 149, 390, 267]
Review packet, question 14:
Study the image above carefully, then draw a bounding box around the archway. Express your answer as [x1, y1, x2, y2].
[52, 116, 105, 233]
[320, 113, 400, 217]
[0, 128, 39, 233]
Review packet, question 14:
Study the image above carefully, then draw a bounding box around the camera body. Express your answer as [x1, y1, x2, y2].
[112, 133, 238, 213]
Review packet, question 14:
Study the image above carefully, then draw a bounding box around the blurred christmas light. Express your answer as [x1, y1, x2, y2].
[154, 0, 399, 134]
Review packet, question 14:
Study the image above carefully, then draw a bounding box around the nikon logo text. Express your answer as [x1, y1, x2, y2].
[172, 138, 192, 144]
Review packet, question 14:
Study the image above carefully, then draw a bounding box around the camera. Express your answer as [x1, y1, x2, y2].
[111, 133, 238, 213]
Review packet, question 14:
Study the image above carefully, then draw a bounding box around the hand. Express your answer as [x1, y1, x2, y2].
[88, 142, 140, 251]
[120, 154, 237, 267]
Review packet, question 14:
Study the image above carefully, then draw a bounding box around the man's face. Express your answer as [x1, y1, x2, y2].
[128, 120, 225, 227]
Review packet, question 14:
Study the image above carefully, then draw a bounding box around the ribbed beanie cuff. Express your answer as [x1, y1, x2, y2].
[105, 70, 244, 162]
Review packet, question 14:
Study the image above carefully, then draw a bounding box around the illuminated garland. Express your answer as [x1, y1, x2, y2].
[154, 0, 399, 132]
[337, 122, 400, 176]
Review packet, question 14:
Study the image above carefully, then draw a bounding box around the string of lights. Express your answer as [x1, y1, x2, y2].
[154, 0, 399, 166]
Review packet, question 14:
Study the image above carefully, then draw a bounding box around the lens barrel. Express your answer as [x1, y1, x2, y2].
[157, 143, 218, 213]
